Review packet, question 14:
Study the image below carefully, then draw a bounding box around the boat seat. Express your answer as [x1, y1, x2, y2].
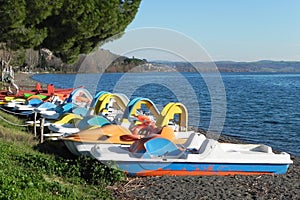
[128, 137, 152, 157]
[251, 144, 272, 153]
[34, 102, 57, 111]
[159, 127, 188, 144]
[182, 133, 206, 150]
[86, 116, 111, 127]
[198, 139, 217, 154]
[143, 138, 186, 159]
[15, 98, 43, 111]
[72, 107, 89, 117]
[160, 126, 176, 141]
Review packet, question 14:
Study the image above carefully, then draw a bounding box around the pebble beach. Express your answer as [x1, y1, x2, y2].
[14, 72, 48, 91]
[15, 73, 300, 200]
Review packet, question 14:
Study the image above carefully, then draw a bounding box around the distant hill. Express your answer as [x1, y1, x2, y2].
[150, 60, 300, 73]
[49, 49, 149, 73]
[73, 56, 300, 73]
[215, 60, 300, 72]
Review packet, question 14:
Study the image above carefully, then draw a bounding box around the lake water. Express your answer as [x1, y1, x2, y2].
[32, 72, 300, 156]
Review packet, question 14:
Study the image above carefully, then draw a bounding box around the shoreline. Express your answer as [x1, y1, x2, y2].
[14, 72, 48, 90]
[18, 72, 300, 199]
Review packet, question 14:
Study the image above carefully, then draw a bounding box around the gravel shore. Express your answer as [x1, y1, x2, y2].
[17, 73, 300, 200]
[14, 72, 47, 90]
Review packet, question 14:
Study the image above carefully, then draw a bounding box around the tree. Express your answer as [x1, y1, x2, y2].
[0, 0, 141, 63]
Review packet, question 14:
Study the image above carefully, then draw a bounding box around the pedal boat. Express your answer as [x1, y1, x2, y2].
[90, 133, 293, 176]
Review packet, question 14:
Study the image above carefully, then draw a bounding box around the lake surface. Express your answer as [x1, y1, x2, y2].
[32, 72, 300, 156]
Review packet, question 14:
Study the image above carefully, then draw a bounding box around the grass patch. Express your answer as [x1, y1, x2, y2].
[0, 110, 28, 131]
[0, 110, 126, 199]
[0, 110, 36, 145]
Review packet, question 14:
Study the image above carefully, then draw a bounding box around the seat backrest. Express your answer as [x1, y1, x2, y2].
[28, 98, 43, 106]
[143, 138, 184, 158]
[160, 126, 176, 141]
[87, 116, 111, 127]
[183, 133, 206, 150]
[198, 139, 216, 154]
[55, 102, 73, 113]
[37, 102, 56, 110]
[73, 107, 88, 117]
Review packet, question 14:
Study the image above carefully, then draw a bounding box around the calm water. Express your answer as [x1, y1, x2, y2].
[32, 72, 300, 156]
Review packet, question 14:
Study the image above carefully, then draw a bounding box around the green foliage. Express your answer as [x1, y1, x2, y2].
[72, 156, 126, 185]
[106, 56, 147, 72]
[0, 0, 141, 63]
[14, 153, 126, 186]
[0, 141, 105, 199]
[0, 0, 50, 49]
[0, 111, 126, 199]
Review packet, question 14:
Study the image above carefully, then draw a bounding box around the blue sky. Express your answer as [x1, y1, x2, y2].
[102, 0, 300, 62]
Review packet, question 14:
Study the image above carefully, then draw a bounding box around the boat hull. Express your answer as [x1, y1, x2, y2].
[106, 161, 290, 176]
[63, 140, 92, 156]
[0, 88, 73, 101]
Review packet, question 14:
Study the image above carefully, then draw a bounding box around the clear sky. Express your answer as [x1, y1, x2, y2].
[102, 0, 300, 62]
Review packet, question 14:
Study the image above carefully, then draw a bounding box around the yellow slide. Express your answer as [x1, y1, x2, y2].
[93, 93, 129, 115]
[155, 102, 188, 131]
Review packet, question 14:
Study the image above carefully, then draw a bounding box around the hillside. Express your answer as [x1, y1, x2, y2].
[151, 60, 300, 73]
[0, 48, 149, 73]
[41, 49, 149, 73]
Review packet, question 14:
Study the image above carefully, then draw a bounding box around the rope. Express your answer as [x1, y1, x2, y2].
[0, 114, 30, 127]
[0, 106, 32, 116]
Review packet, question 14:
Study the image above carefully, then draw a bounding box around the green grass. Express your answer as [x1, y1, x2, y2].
[0, 110, 126, 199]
